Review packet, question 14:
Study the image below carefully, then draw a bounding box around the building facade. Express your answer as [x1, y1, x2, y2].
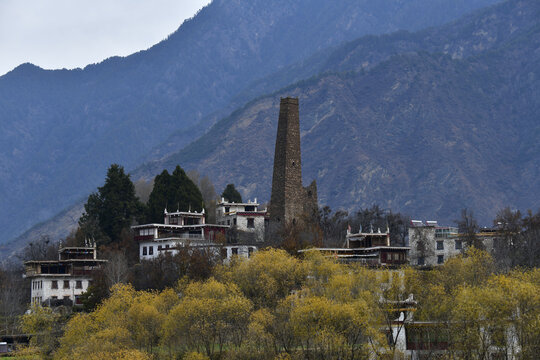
[300, 227, 410, 267]
[408, 220, 498, 266]
[24, 245, 106, 306]
[133, 208, 257, 261]
[215, 198, 266, 242]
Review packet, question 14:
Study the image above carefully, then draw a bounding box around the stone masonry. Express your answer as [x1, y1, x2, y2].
[269, 97, 318, 229]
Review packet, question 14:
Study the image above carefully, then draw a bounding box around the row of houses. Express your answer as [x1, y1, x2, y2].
[20, 98, 516, 359]
[26, 210, 497, 307]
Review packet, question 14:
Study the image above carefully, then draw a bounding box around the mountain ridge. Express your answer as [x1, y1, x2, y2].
[137, 0, 540, 225]
[0, 0, 501, 245]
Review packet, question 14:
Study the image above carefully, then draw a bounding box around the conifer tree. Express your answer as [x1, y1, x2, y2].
[146, 165, 203, 223]
[79, 164, 143, 246]
[221, 183, 242, 203]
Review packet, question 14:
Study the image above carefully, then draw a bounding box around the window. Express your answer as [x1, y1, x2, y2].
[455, 240, 462, 250]
[247, 218, 255, 229]
[51, 280, 58, 289]
[158, 245, 162, 251]
[225, 207, 230, 213]
[140, 228, 155, 236]
[232, 248, 238, 255]
[418, 257, 425, 266]
[63, 280, 70, 289]
[233, 218, 237, 226]
[76, 280, 82, 289]
[143, 246, 147, 256]
[437, 255, 444, 264]
[248, 247, 254, 257]
[165, 244, 169, 249]
[149, 246, 154, 256]
[227, 219, 230, 225]
[170, 217, 178, 224]
[436, 241, 444, 250]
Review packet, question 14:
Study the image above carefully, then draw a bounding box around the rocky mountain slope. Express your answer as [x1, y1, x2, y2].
[139, 0, 540, 225]
[0, 0, 500, 245]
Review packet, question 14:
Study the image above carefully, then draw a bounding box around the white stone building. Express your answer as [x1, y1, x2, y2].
[408, 220, 498, 266]
[299, 227, 409, 267]
[408, 221, 460, 266]
[24, 245, 106, 306]
[133, 208, 257, 261]
[215, 198, 267, 241]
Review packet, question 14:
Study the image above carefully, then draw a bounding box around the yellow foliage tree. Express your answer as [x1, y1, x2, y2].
[215, 248, 307, 309]
[162, 278, 253, 357]
[20, 305, 62, 358]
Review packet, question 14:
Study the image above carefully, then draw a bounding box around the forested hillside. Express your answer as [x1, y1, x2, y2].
[0, 0, 500, 244]
[140, 0, 540, 224]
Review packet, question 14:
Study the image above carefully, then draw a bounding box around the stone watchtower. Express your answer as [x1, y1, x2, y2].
[269, 97, 318, 229]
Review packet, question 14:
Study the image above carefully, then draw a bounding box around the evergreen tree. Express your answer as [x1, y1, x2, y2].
[221, 184, 242, 203]
[146, 165, 204, 223]
[79, 164, 143, 246]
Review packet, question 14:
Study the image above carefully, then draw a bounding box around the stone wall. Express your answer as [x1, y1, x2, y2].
[269, 97, 318, 230]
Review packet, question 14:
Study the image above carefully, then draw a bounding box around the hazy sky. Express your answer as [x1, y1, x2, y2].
[0, 0, 211, 76]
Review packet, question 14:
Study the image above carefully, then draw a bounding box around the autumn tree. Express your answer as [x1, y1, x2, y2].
[215, 249, 307, 309]
[21, 305, 63, 358]
[57, 284, 174, 359]
[162, 278, 252, 357]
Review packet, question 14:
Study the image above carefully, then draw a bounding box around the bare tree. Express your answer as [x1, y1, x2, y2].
[493, 207, 540, 269]
[20, 235, 59, 261]
[319, 206, 348, 247]
[455, 208, 483, 249]
[134, 178, 154, 204]
[103, 252, 129, 287]
[0, 262, 28, 336]
[187, 170, 218, 223]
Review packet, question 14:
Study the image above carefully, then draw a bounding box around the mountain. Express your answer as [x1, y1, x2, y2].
[138, 0, 540, 225]
[0, 0, 501, 245]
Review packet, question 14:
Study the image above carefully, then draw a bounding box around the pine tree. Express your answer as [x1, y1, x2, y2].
[146, 165, 204, 223]
[221, 184, 242, 203]
[79, 164, 143, 246]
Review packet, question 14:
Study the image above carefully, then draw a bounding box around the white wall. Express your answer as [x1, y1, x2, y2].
[30, 276, 91, 304]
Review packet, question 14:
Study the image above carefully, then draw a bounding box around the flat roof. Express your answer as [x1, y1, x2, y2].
[132, 223, 229, 229]
[24, 259, 107, 265]
[217, 201, 260, 206]
[166, 211, 204, 216]
[299, 246, 410, 252]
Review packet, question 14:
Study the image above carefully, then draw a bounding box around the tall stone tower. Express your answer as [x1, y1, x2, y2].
[269, 97, 318, 229]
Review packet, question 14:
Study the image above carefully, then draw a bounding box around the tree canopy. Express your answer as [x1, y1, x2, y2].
[221, 183, 242, 203]
[146, 166, 203, 223]
[79, 164, 143, 246]
[19, 248, 540, 359]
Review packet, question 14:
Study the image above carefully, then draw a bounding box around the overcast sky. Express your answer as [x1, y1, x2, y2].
[0, 0, 211, 76]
